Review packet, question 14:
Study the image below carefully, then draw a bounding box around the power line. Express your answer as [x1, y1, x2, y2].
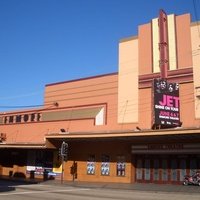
[0, 78, 196, 111]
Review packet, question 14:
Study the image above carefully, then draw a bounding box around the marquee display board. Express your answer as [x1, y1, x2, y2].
[153, 79, 180, 128]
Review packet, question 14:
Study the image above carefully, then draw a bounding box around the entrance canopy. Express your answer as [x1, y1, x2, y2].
[45, 127, 200, 149]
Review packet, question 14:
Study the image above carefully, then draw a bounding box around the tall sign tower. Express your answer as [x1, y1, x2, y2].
[159, 9, 169, 79]
[153, 10, 180, 129]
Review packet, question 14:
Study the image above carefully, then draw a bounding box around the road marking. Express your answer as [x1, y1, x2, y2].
[0, 188, 90, 196]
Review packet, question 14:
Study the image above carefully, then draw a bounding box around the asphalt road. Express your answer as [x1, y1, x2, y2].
[0, 180, 200, 200]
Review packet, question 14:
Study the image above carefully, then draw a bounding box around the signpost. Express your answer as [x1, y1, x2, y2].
[59, 141, 68, 184]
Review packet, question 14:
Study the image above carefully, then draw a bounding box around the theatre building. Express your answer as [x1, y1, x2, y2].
[0, 10, 200, 184]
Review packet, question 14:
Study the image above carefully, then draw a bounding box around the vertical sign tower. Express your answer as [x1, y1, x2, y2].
[153, 10, 180, 129]
[159, 9, 169, 79]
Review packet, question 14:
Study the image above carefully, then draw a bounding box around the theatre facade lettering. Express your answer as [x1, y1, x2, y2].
[0, 106, 102, 124]
[1, 113, 42, 124]
[132, 143, 200, 154]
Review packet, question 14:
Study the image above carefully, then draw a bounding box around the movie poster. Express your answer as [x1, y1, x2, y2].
[153, 79, 180, 127]
[101, 154, 110, 175]
[116, 156, 126, 176]
[87, 155, 95, 175]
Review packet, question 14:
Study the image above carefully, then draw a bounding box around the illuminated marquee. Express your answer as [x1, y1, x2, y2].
[153, 79, 180, 128]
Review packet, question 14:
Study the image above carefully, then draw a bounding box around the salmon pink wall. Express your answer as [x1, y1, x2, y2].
[1, 12, 200, 146]
[138, 23, 153, 75]
[176, 14, 193, 69]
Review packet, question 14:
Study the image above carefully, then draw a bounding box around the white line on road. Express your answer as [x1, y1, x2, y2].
[0, 188, 90, 196]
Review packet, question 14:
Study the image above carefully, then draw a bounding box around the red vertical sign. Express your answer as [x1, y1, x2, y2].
[159, 9, 169, 79]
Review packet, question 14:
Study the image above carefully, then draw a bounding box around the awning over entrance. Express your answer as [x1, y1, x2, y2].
[45, 127, 200, 148]
[45, 127, 200, 139]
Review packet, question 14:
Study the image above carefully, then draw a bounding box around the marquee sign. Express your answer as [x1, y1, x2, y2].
[153, 79, 180, 127]
[132, 143, 200, 154]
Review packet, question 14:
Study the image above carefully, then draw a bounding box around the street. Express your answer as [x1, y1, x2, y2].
[0, 180, 200, 200]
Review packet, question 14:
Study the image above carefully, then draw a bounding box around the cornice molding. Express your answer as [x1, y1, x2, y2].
[139, 67, 193, 88]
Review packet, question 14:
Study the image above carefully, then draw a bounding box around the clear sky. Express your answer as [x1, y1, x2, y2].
[0, 0, 199, 111]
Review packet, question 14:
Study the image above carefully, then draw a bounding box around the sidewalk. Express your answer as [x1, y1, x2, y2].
[1, 176, 200, 194]
[42, 179, 200, 194]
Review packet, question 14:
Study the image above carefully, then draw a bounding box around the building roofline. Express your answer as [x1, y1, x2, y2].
[119, 35, 138, 43]
[45, 72, 118, 87]
[191, 20, 200, 27]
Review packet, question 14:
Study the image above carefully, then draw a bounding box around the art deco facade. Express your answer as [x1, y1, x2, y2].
[0, 11, 200, 184]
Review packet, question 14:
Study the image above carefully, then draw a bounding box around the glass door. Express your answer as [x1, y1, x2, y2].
[161, 159, 168, 181]
[153, 159, 160, 181]
[144, 159, 150, 181]
[180, 159, 186, 181]
[171, 159, 178, 181]
[190, 159, 197, 176]
[136, 159, 143, 180]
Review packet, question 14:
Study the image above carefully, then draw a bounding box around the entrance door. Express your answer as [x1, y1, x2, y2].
[144, 159, 150, 181]
[190, 159, 197, 175]
[161, 159, 168, 181]
[153, 159, 160, 181]
[135, 155, 200, 184]
[179, 159, 186, 181]
[171, 159, 178, 181]
[136, 159, 143, 181]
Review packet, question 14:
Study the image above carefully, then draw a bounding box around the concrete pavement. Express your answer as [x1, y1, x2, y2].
[44, 180, 200, 194]
[1, 176, 200, 194]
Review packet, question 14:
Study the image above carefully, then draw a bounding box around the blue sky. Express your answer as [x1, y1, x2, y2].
[0, 0, 199, 111]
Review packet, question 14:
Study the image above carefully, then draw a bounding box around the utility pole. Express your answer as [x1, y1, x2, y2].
[61, 155, 64, 184]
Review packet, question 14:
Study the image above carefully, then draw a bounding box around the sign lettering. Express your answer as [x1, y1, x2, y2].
[3, 113, 41, 124]
[148, 144, 183, 150]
